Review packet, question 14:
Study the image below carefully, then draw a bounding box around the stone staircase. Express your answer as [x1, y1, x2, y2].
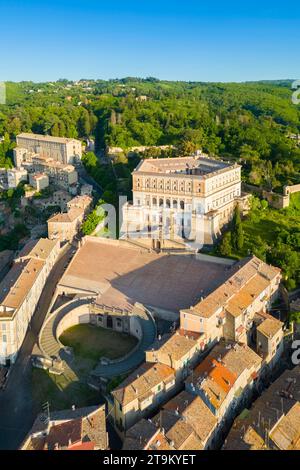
[39, 297, 94, 358]
[39, 296, 157, 379]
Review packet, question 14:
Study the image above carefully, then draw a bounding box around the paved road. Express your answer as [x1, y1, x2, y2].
[0, 245, 72, 450]
[77, 164, 103, 197]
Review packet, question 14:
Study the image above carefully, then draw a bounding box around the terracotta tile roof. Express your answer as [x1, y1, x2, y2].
[67, 195, 92, 208]
[153, 391, 217, 450]
[112, 362, 175, 407]
[189, 256, 280, 319]
[21, 405, 108, 451]
[17, 238, 58, 261]
[46, 418, 82, 449]
[48, 207, 84, 223]
[209, 341, 262, 377]
[0, 258, 45, 313]
[0, 238, 59, 316]
[148, 432, 174, 450]
[68, 441, 95, 450]
[224, 367, 300, 450]
[186, 341, 261, 410]
[123, 421, 174, 450]
[186, 355, 237, 410]
[257, 317, 283, 338]
[269, 402, 300, 450]
[146, 330, 200, 363]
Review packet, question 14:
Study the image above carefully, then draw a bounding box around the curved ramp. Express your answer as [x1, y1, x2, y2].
[39, 297, 94, 358]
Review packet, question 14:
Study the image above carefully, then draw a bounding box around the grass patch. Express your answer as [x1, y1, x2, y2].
[59, 324, 138, 361]
[31, 366, 101, 412]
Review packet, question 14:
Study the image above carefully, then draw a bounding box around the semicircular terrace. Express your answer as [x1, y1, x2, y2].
[39, 297, 157, 378]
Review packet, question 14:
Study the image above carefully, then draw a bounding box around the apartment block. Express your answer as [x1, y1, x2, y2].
[180, 255, 281, 347]
[223, 366, 300, 450]
[255, 312, 284, 367]
[110, 362, 176, 435]
[0, 238, 60, 365]
[145, 329, 205, 381]
[123, 390, 218, 450]
[47, 195, 92, 243]
[185, 341, 262, 423]
[152, 390, 218, 450]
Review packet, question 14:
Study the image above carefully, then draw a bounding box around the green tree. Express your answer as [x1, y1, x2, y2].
[219, 231, 232, 256]
[232, 205, 244, 251]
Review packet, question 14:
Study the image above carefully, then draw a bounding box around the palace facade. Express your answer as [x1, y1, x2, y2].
[122, 155, 249, 245]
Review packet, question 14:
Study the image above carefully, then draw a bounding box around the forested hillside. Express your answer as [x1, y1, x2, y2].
[0, 78, 300, 190]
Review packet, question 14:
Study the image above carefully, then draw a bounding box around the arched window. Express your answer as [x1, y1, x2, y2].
[159, 198, 164, 207]
[166, 199, 171, 208]
[152, 197, 157, 206]
[173, 200, 178, 209]
[180, 200, 185, 210]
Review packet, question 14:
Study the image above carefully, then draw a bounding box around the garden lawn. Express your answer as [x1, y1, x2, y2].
[59, 324, 138, 361]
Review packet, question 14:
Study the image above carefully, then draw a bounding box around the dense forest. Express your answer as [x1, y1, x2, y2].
[0, 78, 300, 288]
[1, 78, 300, 190]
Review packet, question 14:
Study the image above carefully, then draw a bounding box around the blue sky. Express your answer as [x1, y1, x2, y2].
[1, 0, 300, 82]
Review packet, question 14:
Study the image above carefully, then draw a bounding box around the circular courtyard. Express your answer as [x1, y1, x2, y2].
[59, 324, 138, 362]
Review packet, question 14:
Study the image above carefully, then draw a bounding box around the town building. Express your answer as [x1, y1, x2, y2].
[24, 155, 78, 191]
[223, 366, 300, 450]
[15, 133, 82, 166]
[66, 195, 92, 212]
[52, 190, 72, 211]
[185, 341, 262, 423]
[47, 208, 86, 243]
[7, 168, 28, 188]
[47, 195, 92, 243]
[152, 390, 218, 450]
[145, 330, 205, 381]
[122, 419, 174, 450]
[110, 362, 176, 435]
[180, 255, 281, 347]
[254, 311, 284, 367]
[122, 155, 249, 245]
[80, 183, 93, 197]
[29, 173, 49, 192]
[20, 405, 108, 450]
[0, 238, 60, 365]
[123, 390, 218, 450]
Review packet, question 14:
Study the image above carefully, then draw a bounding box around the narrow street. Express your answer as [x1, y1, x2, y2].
[0, 245, 73, 450]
